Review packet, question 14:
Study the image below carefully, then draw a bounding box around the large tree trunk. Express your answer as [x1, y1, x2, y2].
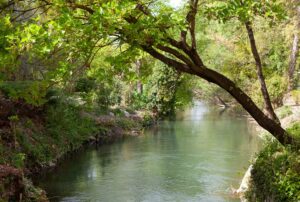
[193, 68, 293, 145]
[143, 46, 294, 146]
[245, 22, 279, 123]
[288, 6, 300, 92]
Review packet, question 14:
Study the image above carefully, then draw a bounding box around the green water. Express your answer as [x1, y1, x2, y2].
[38, 103, 262, 202]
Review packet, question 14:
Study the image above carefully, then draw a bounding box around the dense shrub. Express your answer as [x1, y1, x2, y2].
[75, 77, 96, 93]
[0, 81, 47, 106]
[287, 122, 300, 139]
[46, 103, 98, 152]
[266, 75, 288, 106]
[247, 141, 300, 202]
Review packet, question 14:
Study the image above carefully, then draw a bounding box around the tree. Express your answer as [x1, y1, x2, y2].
[0, 0, 295, 145]
[205, 0, 286, 122]
[287, 5, 300, 91]
[245, 22, 279, 122]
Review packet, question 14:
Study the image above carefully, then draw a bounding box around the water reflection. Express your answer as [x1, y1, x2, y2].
[39, 103, 261, 202]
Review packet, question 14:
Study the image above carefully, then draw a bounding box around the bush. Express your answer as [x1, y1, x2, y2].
[0, 81, 47, 106]
[290, 90, 300, 105]
[266, 75, 288, 105]
[130, 92, 149, 110]
[116, 118, 139, 130]
[111, 108, 125, 117]
[287, 122, 300, 139]
[247, 142, 300, 202]
[45, 88, 62, 105]
[11, 153, 26, 168]
[46, 103, 98, 152]
[75, 77, 96, 93]
[250, 76, 288, 108]
[141, 112, 155, 127]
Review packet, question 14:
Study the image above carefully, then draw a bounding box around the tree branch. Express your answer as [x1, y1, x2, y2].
[187, 0, 199, 50]
[156, 44, 194, 67]
[67, 2, 94, 14]
[141, 45, 192, 73]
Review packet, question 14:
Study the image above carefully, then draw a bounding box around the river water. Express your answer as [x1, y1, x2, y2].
[38, 103, 262, 202]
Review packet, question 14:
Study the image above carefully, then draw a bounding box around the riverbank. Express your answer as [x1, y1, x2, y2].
[238, 101, 300, 201]
[0, 98, 154, 201]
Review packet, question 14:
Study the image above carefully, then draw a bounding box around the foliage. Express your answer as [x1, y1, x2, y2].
[115, 118, 140, 130]
[95, 82, 122, 108]
[0, 101, 99, 168]
[247, 141, 300, 202]
[145, 63, 180, 116]
[141, 111, 155, 127]
[205, 0, 287, 23]
[267, 75, 288, 105]
[199, 0, 292, 110]
[290, 90, 300, 104]
[0, 15, 17, 80]
[75, 77, 96, 93]
[46, 103, 98, 152]
[287, 122, 300, 139]
[0, 81, 48, 106]
[11, 153, 26, 168]
[125, 60, 194, 116]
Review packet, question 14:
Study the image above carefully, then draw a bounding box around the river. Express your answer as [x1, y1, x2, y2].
[38, 103, 262, 202]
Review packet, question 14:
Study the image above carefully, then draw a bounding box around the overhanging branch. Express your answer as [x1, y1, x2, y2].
[141, 45, 192, 73]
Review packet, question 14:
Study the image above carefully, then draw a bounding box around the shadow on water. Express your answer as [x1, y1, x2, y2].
[38, 102, 262, 202]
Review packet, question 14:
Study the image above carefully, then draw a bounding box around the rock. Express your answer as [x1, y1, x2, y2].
[123, 110, 130, 117]
[65, 96, 86, 106]
[109, 112, 115, 117]
[280, 106, 300, 129]
[130, 129, 141, 136]
[235, 165, 253, 202]
[283, 93, 299, 106]
[23, 178, 48, 202]
[49, 161, 56, 167]
[281, 114, 300, 129]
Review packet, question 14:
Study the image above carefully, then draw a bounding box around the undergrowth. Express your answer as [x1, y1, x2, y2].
[246, 123, 300, 202]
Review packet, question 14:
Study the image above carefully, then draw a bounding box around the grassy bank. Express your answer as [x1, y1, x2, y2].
[246, 106, 300, 202]
[0, 98, 152, 201]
